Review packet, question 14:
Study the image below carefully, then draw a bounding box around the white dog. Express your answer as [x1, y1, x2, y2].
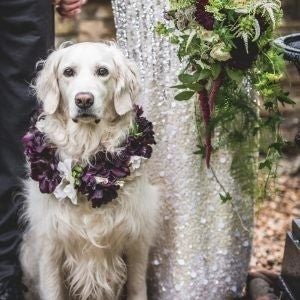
[20, 42, 159, 300]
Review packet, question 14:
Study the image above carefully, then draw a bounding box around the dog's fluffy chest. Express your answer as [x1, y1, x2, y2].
[25, 177, 144, 247]
[57, 195, 140, 251]
[23, 167, 158, 300]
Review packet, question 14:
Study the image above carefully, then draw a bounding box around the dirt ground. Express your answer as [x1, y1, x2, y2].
[250, 165, 300, 273]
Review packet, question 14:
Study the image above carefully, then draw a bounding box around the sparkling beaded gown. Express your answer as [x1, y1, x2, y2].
[111, 1, 253, 299]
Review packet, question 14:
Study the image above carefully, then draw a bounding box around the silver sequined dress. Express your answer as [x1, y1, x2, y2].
[111, 1, 253, 299]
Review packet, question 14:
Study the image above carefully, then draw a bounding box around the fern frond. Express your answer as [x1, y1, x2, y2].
[253, 19, 261, 42]
[230, 140, 257, 196]
[252, 0, 281, 28]
[265, 5, 276, 27]
[242, 32, 249, 53]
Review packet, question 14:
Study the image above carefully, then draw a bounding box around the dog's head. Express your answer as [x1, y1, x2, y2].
[35, 42, 139, 123]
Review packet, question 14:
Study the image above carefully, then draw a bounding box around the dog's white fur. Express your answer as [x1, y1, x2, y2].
[21, 42, 159, 300]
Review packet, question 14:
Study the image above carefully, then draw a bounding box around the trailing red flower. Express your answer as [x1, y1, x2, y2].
[198, 89, 212, 168]
[195, 0, 215, 30]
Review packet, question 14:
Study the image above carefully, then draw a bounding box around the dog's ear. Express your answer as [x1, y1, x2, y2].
[35, 50, 61, 115]
[112, 50, 140, 116]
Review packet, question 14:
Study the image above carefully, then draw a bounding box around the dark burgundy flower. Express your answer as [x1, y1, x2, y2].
[90, 185, 119, 208]
[195, 0, 215, 30]
[39, 174, 61, 194]
[23, 105, 156, 208]
[126, 105, 156, 158]
[78, 105, 156, 207]
[79, 168, 121, 208]
[22, 113, 62, 194]
[228, 38, 259, 70]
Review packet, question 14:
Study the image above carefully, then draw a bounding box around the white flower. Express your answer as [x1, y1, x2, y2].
[95, 177, 109, 184]
[210, 42, 232, 62]
[184, 7, 196, 22]
[53, 158, 78, 205]
[96, 177, 124, 188]
[130, 156, 144, 170]
[199, 28, 219, 43]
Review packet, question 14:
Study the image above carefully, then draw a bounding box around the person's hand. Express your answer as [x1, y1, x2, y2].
[56, 0, 87, 19]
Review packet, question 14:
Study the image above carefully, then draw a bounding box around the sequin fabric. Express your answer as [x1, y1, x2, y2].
[111, 1, 253, 299]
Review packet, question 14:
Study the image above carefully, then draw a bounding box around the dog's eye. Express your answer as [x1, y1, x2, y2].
[63, 67, 75, 77]
[96, 67, 109, 77]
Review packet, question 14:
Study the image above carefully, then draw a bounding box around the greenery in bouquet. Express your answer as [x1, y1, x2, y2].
[156, 0, 295, 202]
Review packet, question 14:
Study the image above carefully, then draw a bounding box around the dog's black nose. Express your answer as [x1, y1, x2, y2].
[75, 92, 94, 109]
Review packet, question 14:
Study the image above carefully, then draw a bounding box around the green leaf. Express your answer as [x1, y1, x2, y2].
[175, 91, 195, 101]
[178, 73, 198, 84]
[259, 159, 272, 170]
[193, 150, 203, 155]
[172, 83, 203, 91]
[225, 67, 243, 82]
[198, 69, 211, 81]
[186, 29, 197, 51]
[171, 84, 187, 89]
[269, 142, 283, 154]
[277, 94, 296, 106]
[73, 165, 83, 173]
[194, 145, 205, 155]
[155, 22, 170, 36]
[219, 192, 232, 203]
[264, 101, 274, 110]
[211, 63, 222, 79]
[186, 83, 203, 91]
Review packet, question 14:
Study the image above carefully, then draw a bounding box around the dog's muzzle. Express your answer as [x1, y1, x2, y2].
[75, 92, 94, 109]
[73, 92, 100, 124]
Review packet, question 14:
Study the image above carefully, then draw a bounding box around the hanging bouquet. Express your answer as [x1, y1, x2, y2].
[157, 0, 294, 201]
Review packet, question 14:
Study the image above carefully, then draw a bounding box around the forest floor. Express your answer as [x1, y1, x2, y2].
[241, 160, 300, 299]
[250, 171, 300, 273]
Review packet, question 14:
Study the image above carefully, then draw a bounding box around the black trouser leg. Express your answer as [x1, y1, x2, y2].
[0, 1, 54, 298]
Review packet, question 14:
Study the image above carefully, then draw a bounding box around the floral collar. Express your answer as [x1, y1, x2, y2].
[22, 106, 156, 208]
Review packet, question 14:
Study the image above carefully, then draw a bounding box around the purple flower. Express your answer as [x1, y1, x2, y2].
[78, 105, 156, 207]
[22, 114, 62, 194]
[125, 105, 156, 158]
[228, 38, 259, 70]
[89, 185, 119, 208]
[78, 151, 131, 206]
[39, 174, 61, 194]
[23, 106, 156, 208]
[195, 0, 215, 30]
